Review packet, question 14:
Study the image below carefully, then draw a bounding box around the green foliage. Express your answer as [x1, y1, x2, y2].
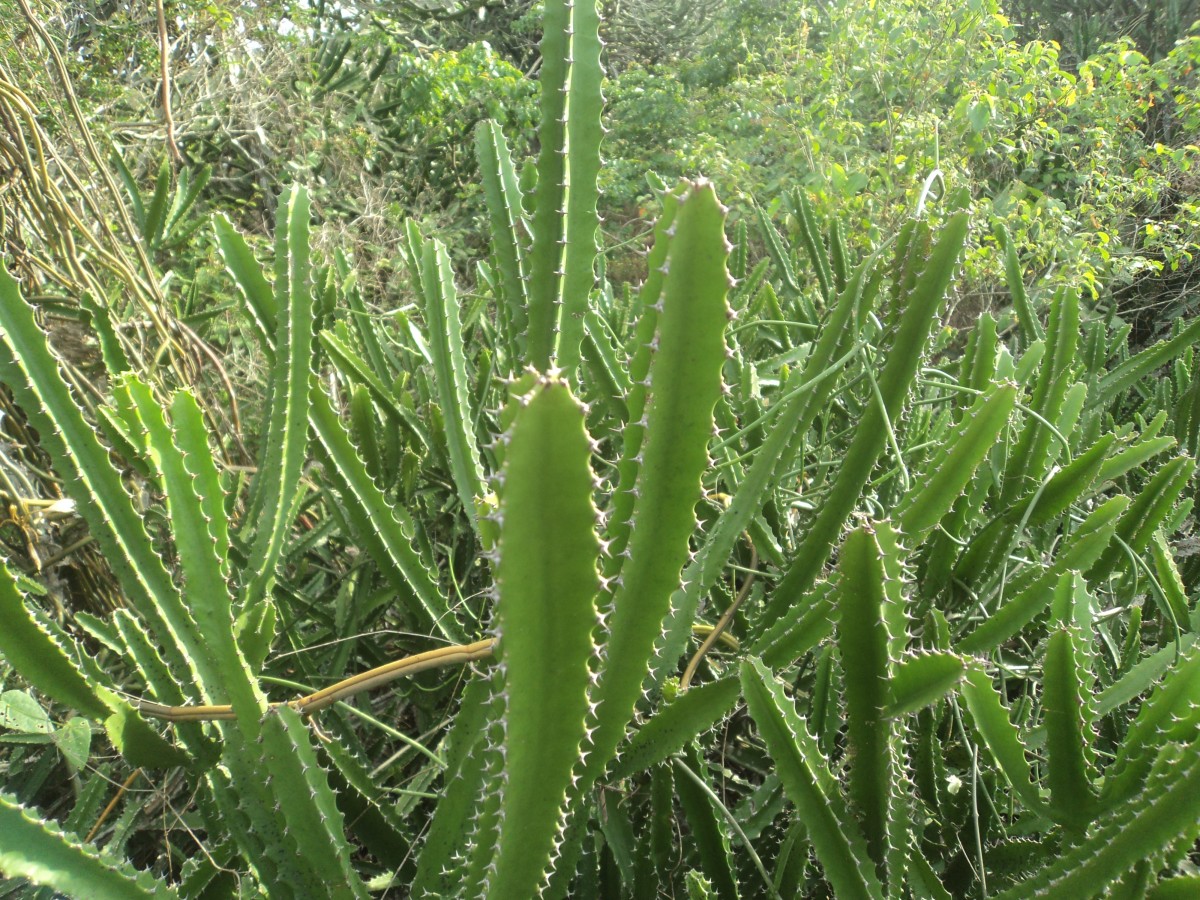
[312, 38, 537, 201]
[602, 0, 1200, 316]
[3, 0, 1200, 897]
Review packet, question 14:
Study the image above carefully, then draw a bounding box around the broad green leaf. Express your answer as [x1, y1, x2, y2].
[0, 690, 53, 735]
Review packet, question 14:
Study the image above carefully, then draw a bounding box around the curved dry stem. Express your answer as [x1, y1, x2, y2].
[681, 544, 758, 690]
[136, 638, 496, 722]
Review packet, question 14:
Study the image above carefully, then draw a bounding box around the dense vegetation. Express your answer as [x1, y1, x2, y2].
[1, 0, 1200, 896]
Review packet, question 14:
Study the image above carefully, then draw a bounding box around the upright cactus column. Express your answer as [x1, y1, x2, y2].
[586, 180, 732, 777]
[492, 0, 603, 381]
[484, 377, 601, 898]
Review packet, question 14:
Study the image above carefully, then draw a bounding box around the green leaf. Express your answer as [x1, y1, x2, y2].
[53, 718, 92, 770]
[588, 181, 730, 781]
[1000, 289, 1079, 507]
[411, 677, 495, 897]
[958, 494, 1128, 653]
[0, 265, 198, 689]
[1025, 432, 1117, 526]
[1101, 643, 1200, 805]
[554, 0, 604, 380]
[318, 328, 430, 451]
[994, 742, 1200, 899]
[254, 710, 368, 897]
[1150, 877, 1200, 899]
[885, 653, 967, 718]
[898, 381, 1017, 539]
[103, 705, 190, 770]
[525, 0, 572, 368]
[214, 213, 277, 354]
[1096, 433, 1175, 486]
[602, 182, 684, 575]
[143, 157, 171, 246]
[126, 378, 238, 697]
[418, 235, 486, 534]
[753, 582, 836, 669]
[610, 677, 742, 780]
[836, 526, 893, 870]
[1092, 315, 1200, 409]
[755, 204, 801, 296]
[476, 120, 529, 361]
[674, 747, 741, 900]
[244, 184, 315, 611]
[994, 221, 1041, 351]
[1043, 628, 1097, 830]
[792, 190, 834, 304]
[1149, 530, 1190, 631]
[960, 666, 1045, 815]
[1089, 456, 1195, 582]
[740, 657, 884, 900]
[309, 387, 463, 643]
[653, 246, 881, 691]
[0, 794, 170, 898]
[0, 690, 53, 734]
[0, 563, 112, 720]
[1094, 632, 1198, 718]
[765, 212, 969, 625]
